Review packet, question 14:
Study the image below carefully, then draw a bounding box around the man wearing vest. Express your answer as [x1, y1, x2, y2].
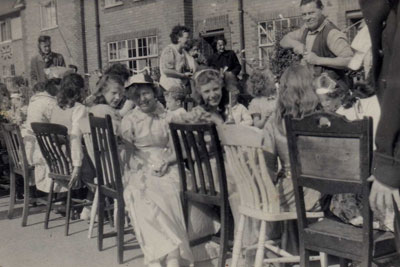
[280, 0, 353, 90]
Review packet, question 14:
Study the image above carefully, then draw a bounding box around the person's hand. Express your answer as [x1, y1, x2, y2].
[293, 43, 305, 55]
[69, 166, 81, 188]
[151, 160, 169, 177]
[368, 175, 397, 214]
[183, 72, 193, 79]
[304, 51, 321, 65]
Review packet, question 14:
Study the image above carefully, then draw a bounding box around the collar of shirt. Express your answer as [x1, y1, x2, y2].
[308, 17, 329, 35]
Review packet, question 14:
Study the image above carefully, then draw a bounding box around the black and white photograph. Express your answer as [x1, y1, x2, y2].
[0, 0, 400, 266]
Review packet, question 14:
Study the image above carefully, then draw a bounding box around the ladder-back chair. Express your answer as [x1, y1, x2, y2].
[31, 122, 91, 235]
[285, 112, 395, 266]
[1, 123, 34, 226]
[170, 122, 230, 267]
[217, 124, 324, 267]
[89, 113, 131, 264]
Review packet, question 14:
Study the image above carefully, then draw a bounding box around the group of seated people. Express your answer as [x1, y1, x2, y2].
[0, 54, 393, 266]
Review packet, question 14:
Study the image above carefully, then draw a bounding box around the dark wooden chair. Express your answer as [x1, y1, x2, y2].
[89, 113, 132, 264]
[31, 122, 91, 235]
[1, 123, 34, 226]
[170, 122, 230, 267]
[285, 112, 395, 267]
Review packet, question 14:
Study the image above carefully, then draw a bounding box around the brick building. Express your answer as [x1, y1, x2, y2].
[0, 0, 362, 92]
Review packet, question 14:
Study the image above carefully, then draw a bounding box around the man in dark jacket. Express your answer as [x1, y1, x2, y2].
[30, 35, 65, 84]
[362, 0, 400, 218]
[207, 37, 241, 77]
[280, 0, 353, 88]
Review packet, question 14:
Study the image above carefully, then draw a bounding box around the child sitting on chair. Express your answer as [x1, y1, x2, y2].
[247, 68, 276, 129]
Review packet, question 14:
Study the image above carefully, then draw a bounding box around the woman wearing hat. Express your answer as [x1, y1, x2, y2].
[121, 73, 194, 267]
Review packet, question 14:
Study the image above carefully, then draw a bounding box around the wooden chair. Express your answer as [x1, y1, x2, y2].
[170, 122, 230, 267]
[217, 124, 325, 267]
[89, 113, 131, 264]
[31, 122, 91, 235]
[285, 112, 395, 267]
[1, 123, 34, 226]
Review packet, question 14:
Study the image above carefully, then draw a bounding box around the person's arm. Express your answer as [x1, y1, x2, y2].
[229, 51, 242, 76]
[70, 104, 87, 167]
[280, 28, 306, 55]
[161, 47, 190, 80]
[30, 57, 38, 84]
[59, 54, 66, 67]
[304, 29, 353, 69]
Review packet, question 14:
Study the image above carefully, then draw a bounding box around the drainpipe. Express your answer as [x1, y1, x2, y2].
[95, 0, 102, 71]
[238, 0, 246, 74]
[80, 0, 88, 76]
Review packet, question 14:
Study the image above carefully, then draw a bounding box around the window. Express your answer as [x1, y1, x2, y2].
[40, 0, 57, 30]
[0, 20, 11, 43]
[108, 36, 158, 72]
[2, 64, 15, 90]
[258, 17, 302, 66]
[105, 0, 123, 8]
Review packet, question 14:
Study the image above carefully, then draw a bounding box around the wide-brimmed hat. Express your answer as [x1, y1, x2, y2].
[124, 73, 154, 88]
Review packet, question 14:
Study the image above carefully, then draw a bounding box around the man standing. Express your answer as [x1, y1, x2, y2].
[30, 35, 65, 84]
[207, 37, 241, 77]
[280, 0, 353, 89]
[362, 0, 400, 229]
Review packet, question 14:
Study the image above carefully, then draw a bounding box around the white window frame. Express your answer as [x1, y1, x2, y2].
[107, 36, 159, 72]
[258, 17, 302, 66]
[0, 19, 12, 44]
[104, 0, 123, 8]
[40, 0, 58, 31]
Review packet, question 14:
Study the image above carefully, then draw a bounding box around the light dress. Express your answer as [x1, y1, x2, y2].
[121, 103, 219, 266]
[160, 44, 188, 91]
[24, 92, 64, 192]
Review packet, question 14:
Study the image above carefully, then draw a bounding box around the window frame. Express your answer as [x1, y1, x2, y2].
[0, 19, 12, 44]
[40, 0, 58, 31]
[107, 36, 159, 72]
[258, 16, 302, 66]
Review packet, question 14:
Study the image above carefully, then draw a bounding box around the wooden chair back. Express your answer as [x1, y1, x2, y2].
[285, 112, 373, 260]
[169, 122, 228, 209]
[88, 113, 123, 200]
[31, 122, 72, 180]
[217, 125, 280, 213]
[170, 122, 230, 267]
[1, 123, 28, 176]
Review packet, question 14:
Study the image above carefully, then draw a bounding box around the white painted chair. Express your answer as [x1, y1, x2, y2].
[217, 124, 327, 267]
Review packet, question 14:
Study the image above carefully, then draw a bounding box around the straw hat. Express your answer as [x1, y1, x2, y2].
[124, 73, 154, 88]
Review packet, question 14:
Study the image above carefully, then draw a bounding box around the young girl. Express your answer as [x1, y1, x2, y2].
[247, 68, 277, 129]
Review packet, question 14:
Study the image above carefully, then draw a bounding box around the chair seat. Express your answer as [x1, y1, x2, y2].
[238, 205, 324, 222]
[304, 218, 396, 261]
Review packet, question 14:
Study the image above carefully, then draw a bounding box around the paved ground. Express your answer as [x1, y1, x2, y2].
[0, 186, 398, 267]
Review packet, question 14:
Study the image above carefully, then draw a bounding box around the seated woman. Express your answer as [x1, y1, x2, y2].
[263, 64, 322, 212]
[24, 79, 65, 193]
[121, 73, 194, 267]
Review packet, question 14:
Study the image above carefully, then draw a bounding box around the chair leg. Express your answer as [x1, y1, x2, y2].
[44, 179, 55, 229]
[116, 200, 124, 264]
[21, 176, 30, 227]
[254, 220, 267, 267]
[98, 192, 105, 251]
[231, 214, 246, 267]
[218, 207, 229, 267]
[299, 246, 310, 267]
[319, 252, 328, 267]
[7, 170, 16, 219]
[65, 188, 72, 236]
[88, 188, 99, 239]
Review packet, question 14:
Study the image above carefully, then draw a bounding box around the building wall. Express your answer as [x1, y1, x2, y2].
[23, 0, 84, 84]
